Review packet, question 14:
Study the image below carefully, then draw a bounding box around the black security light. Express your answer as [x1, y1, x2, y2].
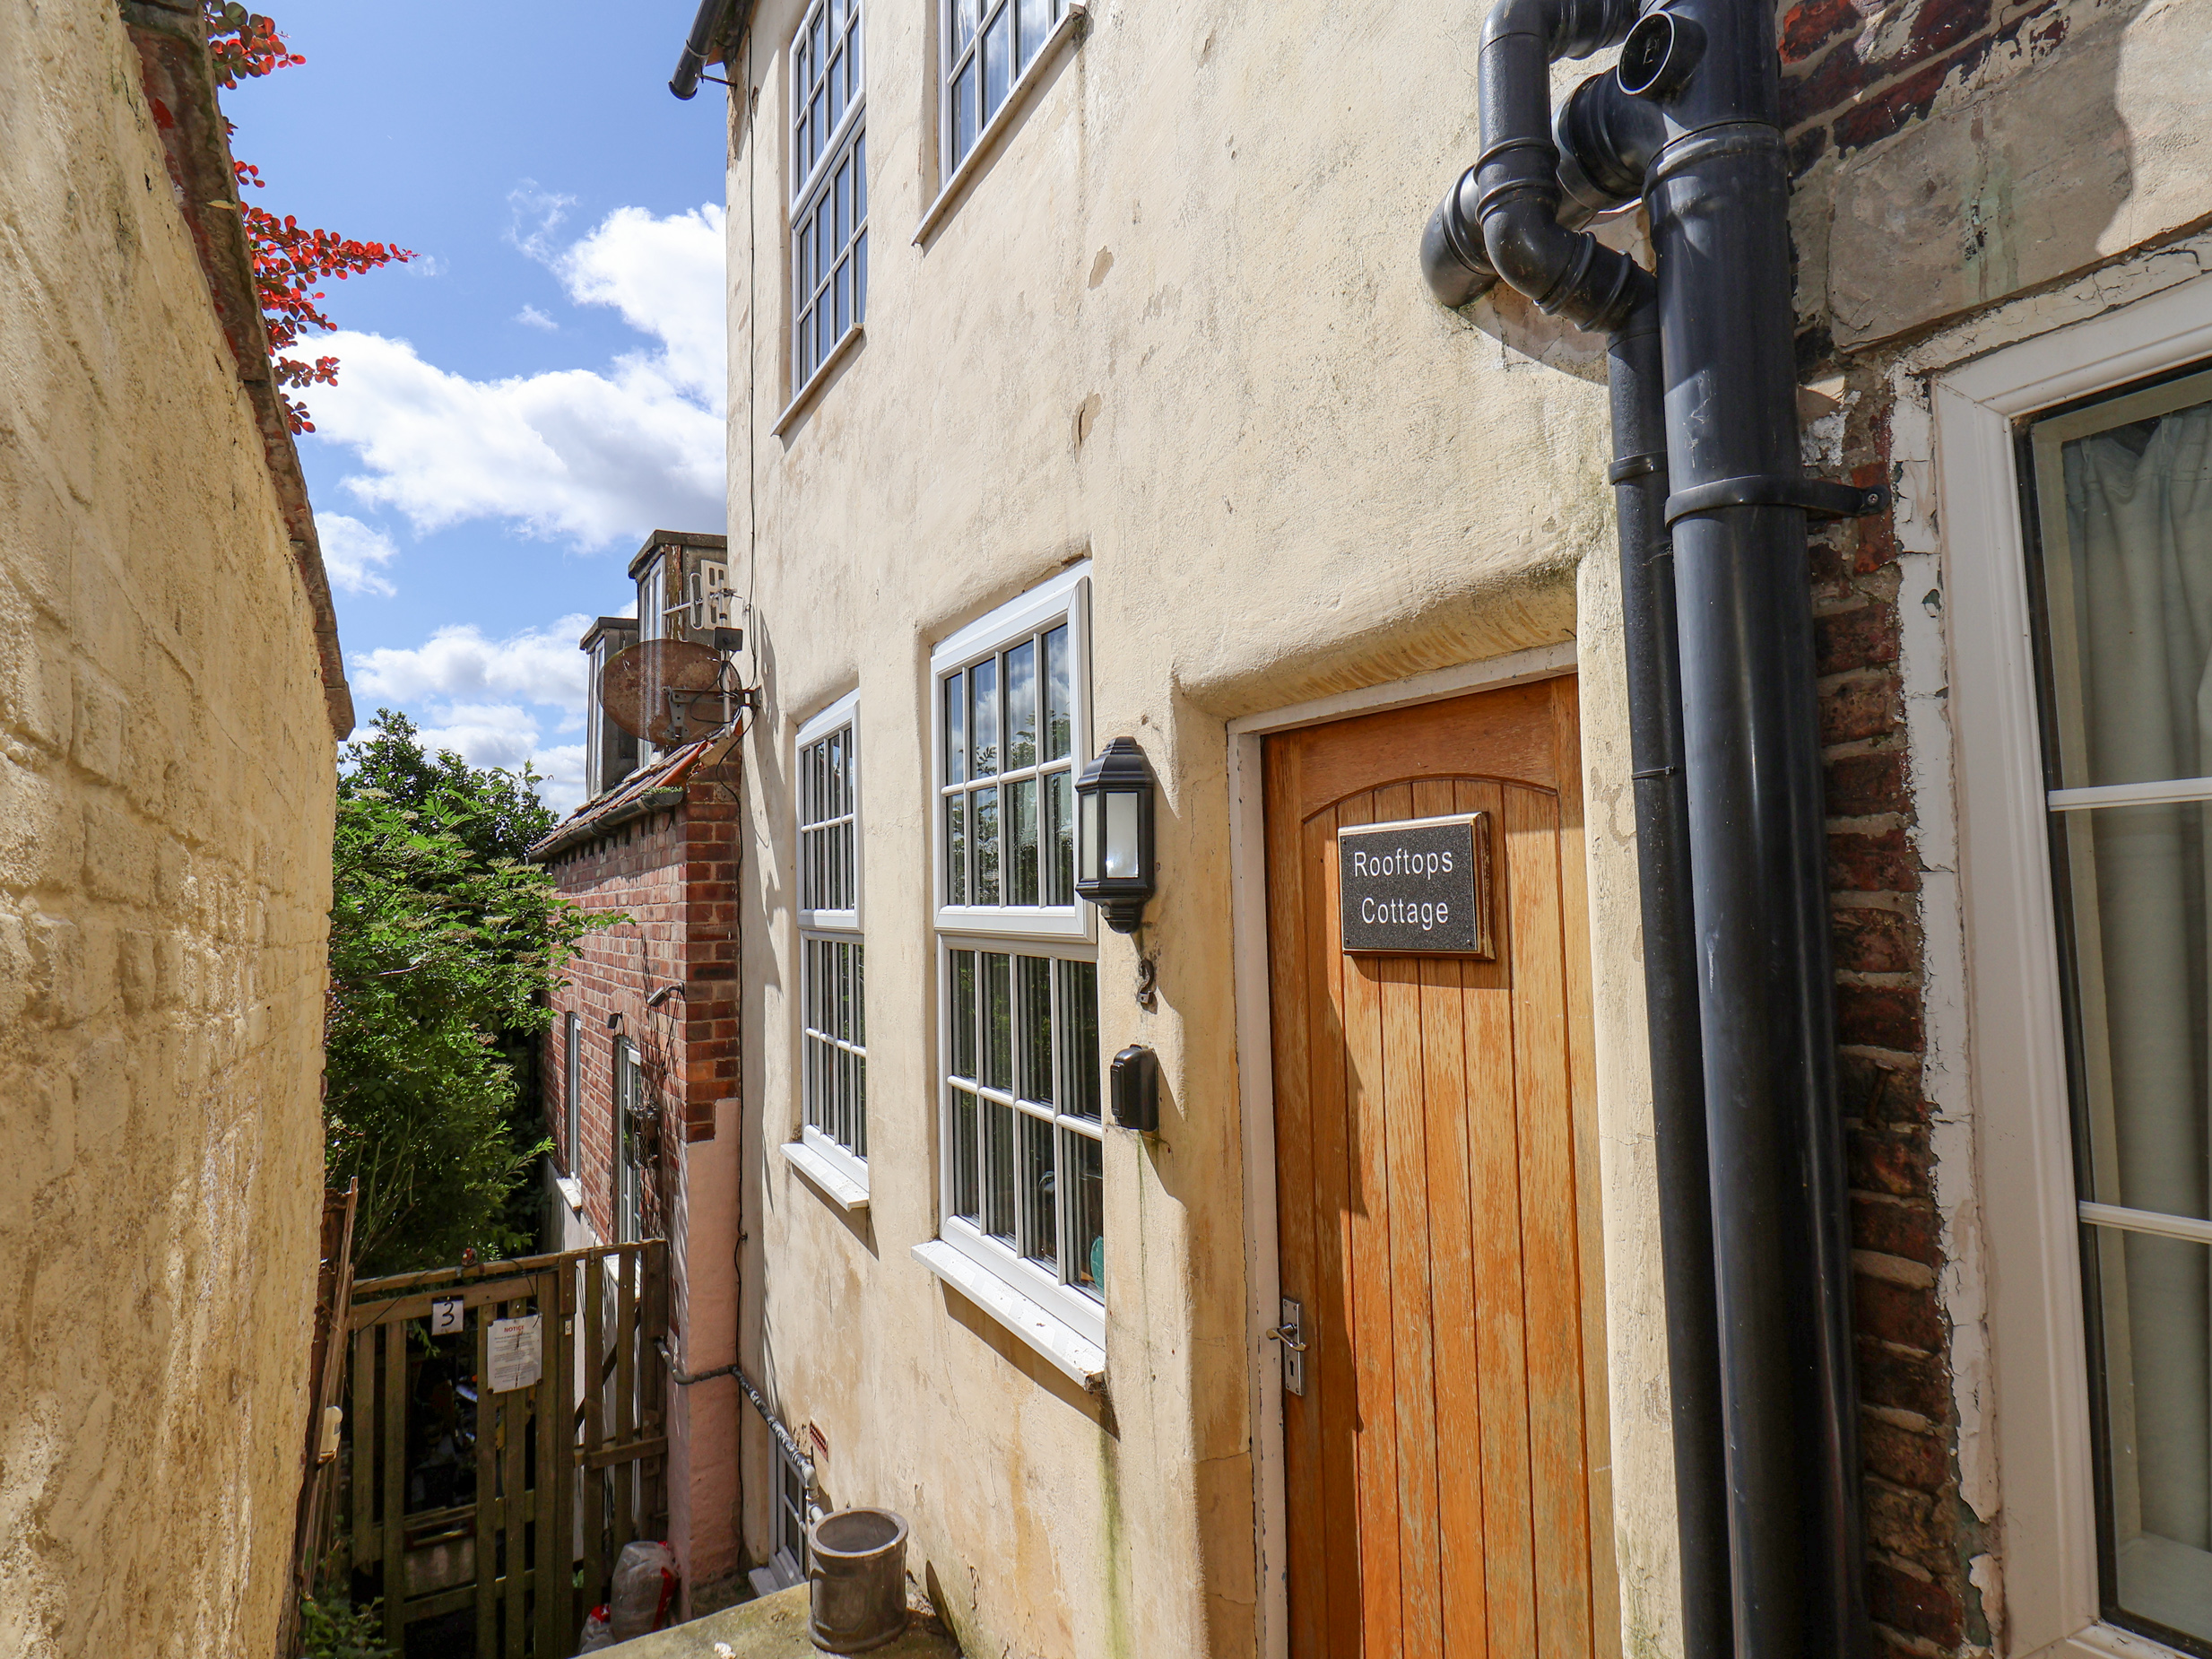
[1074, 736, 1156, 934]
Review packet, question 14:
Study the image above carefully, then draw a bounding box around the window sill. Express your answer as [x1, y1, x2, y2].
[555, 1176, 584, 1214]
[772, 322, 865, 439]
[781, 1139, 870, 1212]
[910, 1238, 1106, 1392]
[913, 1, 1088, 248]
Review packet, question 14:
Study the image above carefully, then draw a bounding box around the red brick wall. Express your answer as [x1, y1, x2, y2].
[541, 756, 743, 1250]
[1811, 387, 1982, 1653]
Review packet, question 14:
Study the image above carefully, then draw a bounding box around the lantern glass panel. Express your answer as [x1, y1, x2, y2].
[1080, 786, 1102, 885]
[1105, 790, 1140, 880]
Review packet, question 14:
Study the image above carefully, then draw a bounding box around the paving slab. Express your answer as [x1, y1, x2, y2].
[598, 1585, 961, 1659]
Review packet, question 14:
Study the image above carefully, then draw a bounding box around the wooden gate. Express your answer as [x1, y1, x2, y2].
[341, 1243, 668, 1658]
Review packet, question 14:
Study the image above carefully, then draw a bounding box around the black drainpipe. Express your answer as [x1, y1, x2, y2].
[670, 0, 744, 100]
[1419, 0, 1878, 1655]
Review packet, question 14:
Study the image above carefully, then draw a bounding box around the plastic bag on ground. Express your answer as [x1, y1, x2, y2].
[576, 1604, 612, 1655]
[608, 1540, 681, 1640]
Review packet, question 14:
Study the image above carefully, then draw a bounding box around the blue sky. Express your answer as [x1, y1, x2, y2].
[222, 2, 731, 812]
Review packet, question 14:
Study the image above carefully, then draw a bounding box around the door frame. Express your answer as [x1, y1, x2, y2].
[1226, 639, 1580, 1659]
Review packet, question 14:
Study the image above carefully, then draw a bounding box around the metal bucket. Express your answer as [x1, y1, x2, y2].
[806, 1507, 909, 1654]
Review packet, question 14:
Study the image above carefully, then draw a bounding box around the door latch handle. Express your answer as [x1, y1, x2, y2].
[1271, 1297, 1306, 1395]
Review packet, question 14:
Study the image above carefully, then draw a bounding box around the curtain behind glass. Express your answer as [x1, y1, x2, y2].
[2049, 393, 2212, 1637]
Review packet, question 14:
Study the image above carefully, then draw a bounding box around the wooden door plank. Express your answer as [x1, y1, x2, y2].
[645, 1239, 670, 1538]
[1371, 777, 1444, 1659]
[1288, 682, 1560, 821]
[1264, 738, 1330, 1659]
[553, 1260, 579, 1655]
[351, 1325, 375, 1571]
[1306, 803, 1366, 1659]
[1504, 785, 1594, 1659]
[536, 1271, 564, 1659]
[1550, 679, 1620, 1659]
[382, 1320, 408, 1652]
[475, 1306, 499, 1658]
[1338, 788, 1402, 1659]
[504, 1311, 530, 1659]
[1421, 944, 1489, 1659]
[1412, 775, 1488, 1659]
[613, 1251, 639, 1553]
[1459, 776, 1537, 1659]
[582, 1251, 608, 1615]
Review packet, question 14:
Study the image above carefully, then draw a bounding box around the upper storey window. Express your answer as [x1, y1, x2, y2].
[933, 567, 1089, 936]
[792, 0, 866, 391]
[941, 0, 1068, 176]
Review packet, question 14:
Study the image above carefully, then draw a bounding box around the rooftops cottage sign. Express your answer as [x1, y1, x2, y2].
[1337, 812, 1495, 957]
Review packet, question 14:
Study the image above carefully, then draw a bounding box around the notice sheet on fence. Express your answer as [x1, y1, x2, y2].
[487, 1314, 543, 1393]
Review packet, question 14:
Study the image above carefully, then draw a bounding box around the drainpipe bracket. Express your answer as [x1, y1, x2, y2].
[1664, 473, 1888, 525]
[1607, 450, 1668, 484]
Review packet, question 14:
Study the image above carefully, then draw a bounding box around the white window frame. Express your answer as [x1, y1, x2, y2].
[923, 565, 1105, 1360]
[638, 552, 667, 644]
[789, 0, 866, 400]
[928, 564, 1095, 943]
[795, 691, 868, 1192]
[614, 1039, 646, 1245]
[1938, 274, 2212, 1659]
[563, 1012, 581, 1177]
[936, 0, 1078, 182]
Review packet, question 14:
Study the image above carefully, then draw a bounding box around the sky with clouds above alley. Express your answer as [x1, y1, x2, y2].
[222, 3, 731, 814]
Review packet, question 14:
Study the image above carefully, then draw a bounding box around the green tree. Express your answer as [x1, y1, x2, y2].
[326, 712, 602, 1274]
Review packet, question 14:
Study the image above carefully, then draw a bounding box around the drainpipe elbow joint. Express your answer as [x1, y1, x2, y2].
[1421, 167, 1499, 309]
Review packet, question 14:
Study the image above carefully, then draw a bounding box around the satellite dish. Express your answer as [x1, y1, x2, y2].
[600, 639, 730, 747]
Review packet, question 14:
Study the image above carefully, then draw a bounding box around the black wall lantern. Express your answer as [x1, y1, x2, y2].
[1074, 736, 1157, 932]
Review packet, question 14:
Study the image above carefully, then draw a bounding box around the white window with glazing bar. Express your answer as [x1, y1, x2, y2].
[924, 566, 1104, 1358]
[791, 0, 866, 394]
[940, 0, 1071, 179]
[796, 691, 866, 1187]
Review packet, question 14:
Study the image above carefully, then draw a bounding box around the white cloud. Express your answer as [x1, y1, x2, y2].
[308, 330, 724, 545]
[354, 614, 594, 714]
[516, 304, 558, 331]
[554, 205, 727, 404]
[412, 705, 587, 819]
[306, 202, 728, 549]
[317, 512, 399, 597]
[403, 253, 447, 279]
[507, 182, 577, 264]
[354, 615, 599, 816]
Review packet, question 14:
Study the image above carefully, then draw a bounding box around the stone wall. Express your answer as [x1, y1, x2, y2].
[0, 1, 346, 1654]
[541, 754, 744, 1610]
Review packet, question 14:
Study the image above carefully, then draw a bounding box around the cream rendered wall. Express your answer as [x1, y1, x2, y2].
[0, 3, 337, 1655]
[727, 3, 1671, 1655]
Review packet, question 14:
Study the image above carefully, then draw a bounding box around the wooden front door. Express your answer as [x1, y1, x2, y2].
[1264, 674, 1614, 1659]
